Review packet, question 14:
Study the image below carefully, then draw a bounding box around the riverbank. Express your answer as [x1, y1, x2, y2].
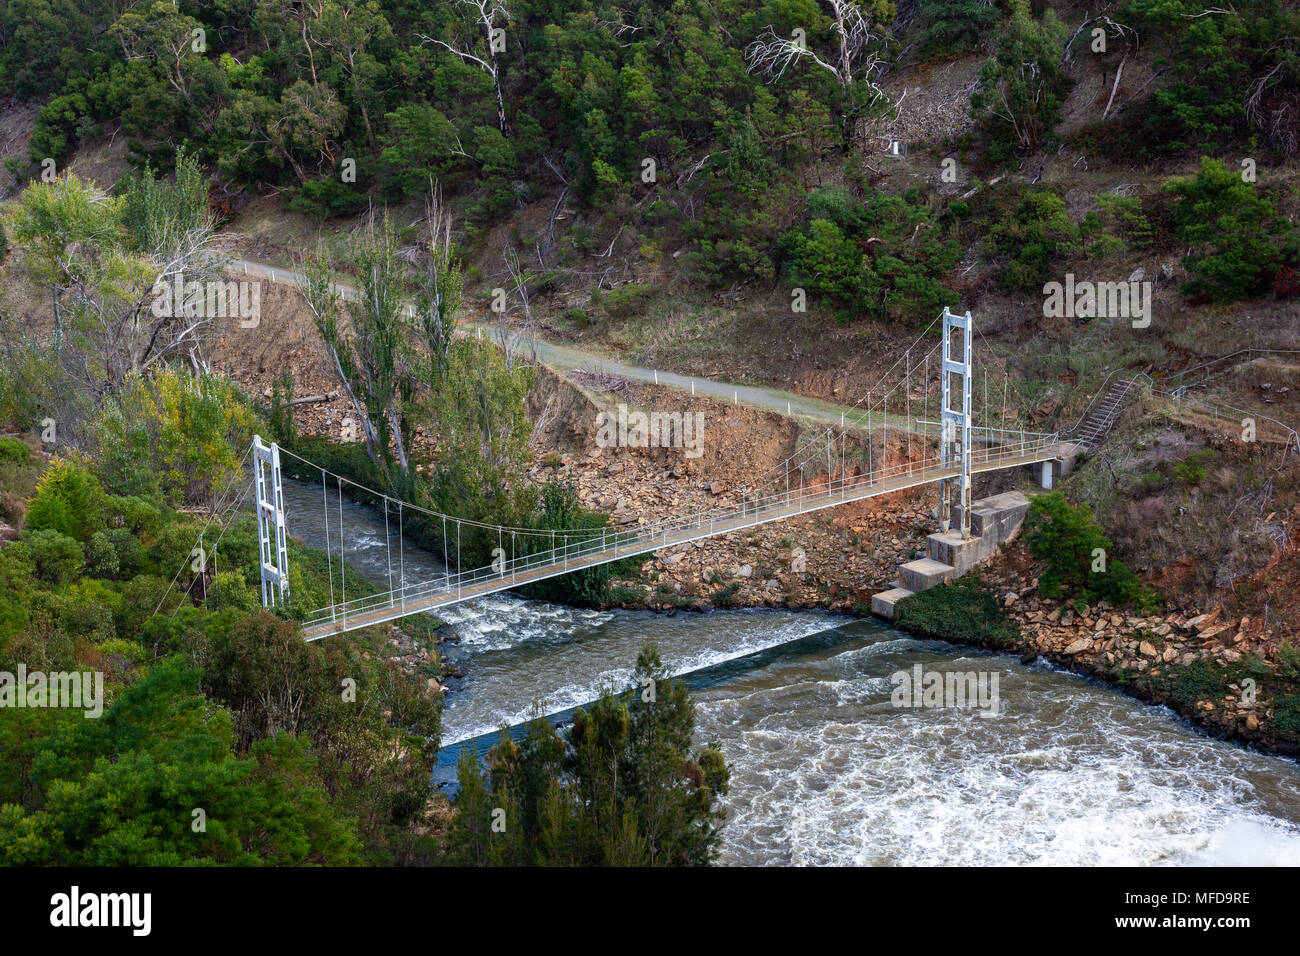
[969, 543, 1300, 758]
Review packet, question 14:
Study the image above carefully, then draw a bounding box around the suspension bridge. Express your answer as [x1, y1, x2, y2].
[224, 307, 1087, 641]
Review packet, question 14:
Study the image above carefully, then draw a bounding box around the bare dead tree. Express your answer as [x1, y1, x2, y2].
[745, 0, 892, 117]
[1246, 51, 1300, 157]
[1062, 15, 1137, 68]
[502, 244, 538, 365]
[413, 182, 462, 383]
[420, 0, 510, 135]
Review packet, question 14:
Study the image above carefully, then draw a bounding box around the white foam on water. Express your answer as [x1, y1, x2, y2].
[1192, 818, 1300, 865]
[440, 612, 850, 744]
[698, 644, 1300, 867]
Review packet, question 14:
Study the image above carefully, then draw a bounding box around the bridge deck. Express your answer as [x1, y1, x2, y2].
[300, 445, 1058, 641]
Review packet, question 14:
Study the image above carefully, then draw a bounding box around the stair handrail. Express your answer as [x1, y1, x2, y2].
[1063, 370, 1151, 442]
[1167, 348, 1300, 396]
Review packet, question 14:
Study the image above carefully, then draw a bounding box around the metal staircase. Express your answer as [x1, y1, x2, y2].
[1071, 375, 1142, 452]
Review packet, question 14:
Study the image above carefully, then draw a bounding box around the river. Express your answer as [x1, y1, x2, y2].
[279, 478, 1300, 866]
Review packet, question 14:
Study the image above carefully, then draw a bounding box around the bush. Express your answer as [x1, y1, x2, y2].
[0, 437, 30, 464]
[91, 368, 259, 507]
[914, 1, 1001, 59]
[1275, 695, 1300, 742]
[895, 575, 1022, 649]
[23, 528, 85, 584]
[1172, 447, 1217, 486]
[105, 527, 143, 578]
[985, 189, 1081, 290]
[84, 531, 119, 579]
[207, 571, 259, 612]
[52, 579, 121, 642]
[518, 480, 640, 606]
[1166, 157, 1298, 302]
[1024, 491, 1155, 610]
[24, 459, 103, 542]
[104, 495, 163, 541]
[782, 185, 958, 322]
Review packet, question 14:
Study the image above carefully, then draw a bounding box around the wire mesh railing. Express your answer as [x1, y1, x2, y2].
[299, 430, 1060, 636]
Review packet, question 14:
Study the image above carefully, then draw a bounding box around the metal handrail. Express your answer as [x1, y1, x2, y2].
[1167, 348, 1300, 394]
[299, 433, 1061, 632]
[1062, 369, 1151, 441]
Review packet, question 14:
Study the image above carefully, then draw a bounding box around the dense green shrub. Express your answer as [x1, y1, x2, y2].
[1023, 491, 1156, 610]
[91, 368, 260, 507]
[24, 458, 104, 542]
[22, 528, 85, 584]
[518, 479, 639, 606]
[1166, 157, 1298, 302]
[1123, 0, 1300, 158]
[913, 1, 1002, 58]
[782, 186, 958, 322]
[1275, 695, 1300, 742]
[84, 530, 119, 579]
[985, 189, 1081, 290]
[0, 436, 28, 464]
[895, 575, 1022, 649]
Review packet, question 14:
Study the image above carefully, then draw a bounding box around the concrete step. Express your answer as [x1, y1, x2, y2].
[969, 490, 1030, 539]
[871, 587, 914, 620]
[900, 557, 957, 592]
[927, 531, 995, 573]
[947, 490, 1031, 543]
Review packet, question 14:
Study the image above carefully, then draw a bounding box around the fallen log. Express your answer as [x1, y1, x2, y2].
[289, 391, 340, 406]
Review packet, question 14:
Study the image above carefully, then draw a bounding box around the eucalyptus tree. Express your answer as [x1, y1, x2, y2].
[3, 150, 220, 434]
[745, 0, 897, 148]
[300, 211, 409, 475]
[419, 0, 512, 136]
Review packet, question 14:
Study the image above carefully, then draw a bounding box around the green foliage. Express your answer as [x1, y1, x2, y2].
[21, 528, 84, 584]
[24, 457, 104, 542]
[421, 339, 538, 569]
[895, 575, 1022, 649]
[1172, 447, 1218, 486]
[268, 368, 296, 446]
[970, 0, 1070, 159]
[0, 658, 363, 866]
[985, 189, 1081, 290]
[1123, 0, 1300, 158]
[91, 367, 259, 506]
[782, 186, 959, 321]
[712, 581, 743, 608]
[1024, 491, 1156, 610]
[207, 570, 259, 611]
[518, 479, 639, 606]
[444, 643, 729, 866]
[195, 611, 442, 846]
[83, 531, 119, 579]
[1275, 695, 1300, 742]
[1081, 193, 1155, 257]
[914, 1, 1002, 58]
[594, 283, 656, 320]
[0, 437, 31, 464]
[1165, 157, 1298, 302]
[285, 176, 368, 219]
[118, 147, 209, 255]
